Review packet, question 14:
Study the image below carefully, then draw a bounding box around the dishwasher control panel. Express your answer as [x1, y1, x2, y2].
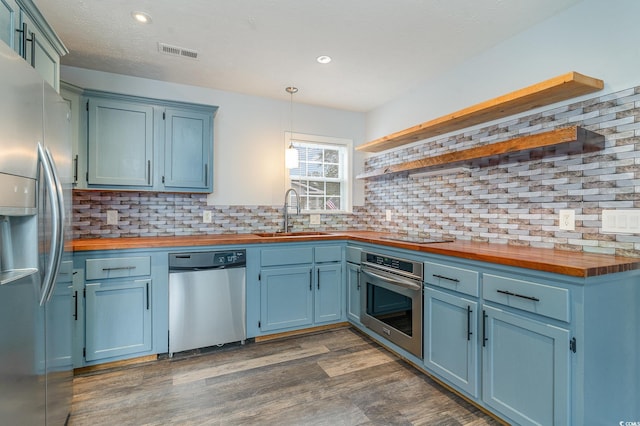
[169, 250, 246, 270]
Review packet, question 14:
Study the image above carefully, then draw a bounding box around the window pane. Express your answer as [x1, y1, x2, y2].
[326, 182, 341, 196]
[307, 163, 323, 177]
[298, 196, 309, 210]
[291, 180, 306, 194]
[308, 147, 323, 162]
[324, 149, 339, 163]
[308, 197, 324, 210]
[309, 180, 324, 194]
[324, 164, 339, 178]
[326, 197, 340, 210]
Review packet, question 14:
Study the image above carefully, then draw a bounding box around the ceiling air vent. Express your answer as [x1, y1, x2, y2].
[158, 43, 199, 60]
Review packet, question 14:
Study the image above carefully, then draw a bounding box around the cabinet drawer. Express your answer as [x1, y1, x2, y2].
[261, 247, 313, 267]
[483, 274, 569, 322]
[424, 261, 479, 297]
[346, 246, 361, 264]
[314, 245, 342, 263]
[57, 260, 74, 283]
[86, 256, 151, 280]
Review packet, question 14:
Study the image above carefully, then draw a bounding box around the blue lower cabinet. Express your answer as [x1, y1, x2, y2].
[314, 263, 342, 324]
[424, 287, 478, 398]
[260, 266, 313, 331]
[257, 244, 345, 335]
[482, 305, 570, 426]
[84, 279, 152, 361]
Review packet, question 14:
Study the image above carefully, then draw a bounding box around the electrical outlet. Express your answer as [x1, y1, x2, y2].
[559, 209, 575, 231]
[386, 210, 392, 221]
[203, 210, 212, 223]
[309, 214, 321, 225]
[106, 210, 118, 225]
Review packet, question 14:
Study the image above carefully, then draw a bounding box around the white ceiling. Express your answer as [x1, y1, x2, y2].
[36, 0, 582, 112]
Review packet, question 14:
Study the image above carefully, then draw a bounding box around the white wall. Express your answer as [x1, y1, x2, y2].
[61, 66, 366, 206]
[365, 0, 640, 146]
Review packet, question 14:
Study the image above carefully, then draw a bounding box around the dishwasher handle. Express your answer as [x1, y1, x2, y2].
[169, 263, 246, 272]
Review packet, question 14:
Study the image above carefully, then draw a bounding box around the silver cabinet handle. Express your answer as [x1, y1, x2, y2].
[433, 274, 460, 283]
[496, 289, 540, 302]
[102, 266, 136, 271]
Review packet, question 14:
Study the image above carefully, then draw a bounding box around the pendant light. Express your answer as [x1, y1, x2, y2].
[285, 86, 299, 169]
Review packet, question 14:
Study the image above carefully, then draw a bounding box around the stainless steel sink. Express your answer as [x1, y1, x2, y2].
[253, 231, 330, 237]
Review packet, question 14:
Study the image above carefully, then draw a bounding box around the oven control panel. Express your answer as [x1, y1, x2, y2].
[362, 252, 423, 280]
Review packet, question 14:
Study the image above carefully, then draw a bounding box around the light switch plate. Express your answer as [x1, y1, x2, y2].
[309, 214, 321, 225]
[602, 209, 640, 233]
[203, 210, 212, 223]
[106, 210, 118, 225]
[559, 209, 575, 231]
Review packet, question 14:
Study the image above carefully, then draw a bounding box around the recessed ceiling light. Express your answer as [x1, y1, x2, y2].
[132, 11, 152, 24]
[316, 55, 332, 64]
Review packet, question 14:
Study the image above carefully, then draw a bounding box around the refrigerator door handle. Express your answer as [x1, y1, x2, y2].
[43, 146, 65, 304]
[37, 143, 65, 306]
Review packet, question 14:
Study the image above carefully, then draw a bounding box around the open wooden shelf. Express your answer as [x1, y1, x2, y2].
[356, 126, 604, 179]
[357, 71, 604, 153]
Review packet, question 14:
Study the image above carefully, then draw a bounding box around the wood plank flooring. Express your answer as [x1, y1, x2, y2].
[69, 328, 502, 425]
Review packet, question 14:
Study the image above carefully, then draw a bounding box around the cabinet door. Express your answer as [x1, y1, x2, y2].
[260, 266, 313, 331]
[346, 262, 361, 324]
[424, 287, 478, 397]
[0, 0, 17, 50]
[46, 261, 73, 425]
[19, 11, 59, 91]
[482, 305, 569, 426]
[87, 97, 154, 187]
[314, 263, 342, 324]
[163, 108, 212, 191]
[85, 279, 152, 361]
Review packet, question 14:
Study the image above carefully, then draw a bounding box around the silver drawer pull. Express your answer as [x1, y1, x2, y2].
[433, 274, 460, 283]
[496, 289, 540, 302]
[102, 266, 137, 271]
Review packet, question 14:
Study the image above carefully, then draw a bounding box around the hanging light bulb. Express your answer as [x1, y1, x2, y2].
[285, 86, 299, 169]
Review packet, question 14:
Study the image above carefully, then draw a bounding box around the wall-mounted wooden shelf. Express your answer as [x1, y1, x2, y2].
[357, 71, 604, 153]
[356, 126, 604, 179]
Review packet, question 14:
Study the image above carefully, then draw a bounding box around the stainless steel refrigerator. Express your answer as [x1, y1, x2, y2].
[0, 39, 72, 424]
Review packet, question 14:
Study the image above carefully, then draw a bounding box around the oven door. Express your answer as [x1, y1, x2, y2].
[360, 266, 423, 358]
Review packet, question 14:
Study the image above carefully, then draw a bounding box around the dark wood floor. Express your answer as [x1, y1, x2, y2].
[70, 328, 502, 425]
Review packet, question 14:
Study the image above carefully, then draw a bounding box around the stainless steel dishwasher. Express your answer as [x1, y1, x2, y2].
[168, 250, 246, 356]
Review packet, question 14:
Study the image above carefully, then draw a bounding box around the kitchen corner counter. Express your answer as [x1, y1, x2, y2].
[72, 231, 640, 278]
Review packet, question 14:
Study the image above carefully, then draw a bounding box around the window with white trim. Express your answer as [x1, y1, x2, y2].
[286, 132, 352, 213]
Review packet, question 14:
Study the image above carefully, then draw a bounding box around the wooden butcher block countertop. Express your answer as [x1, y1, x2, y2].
[72, 231, 640, 278]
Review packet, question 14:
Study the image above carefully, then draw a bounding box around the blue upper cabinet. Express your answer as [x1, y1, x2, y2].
[87, 97, 154, 187]
[0, 0, 18, 51]
[81, 90, 218, 193]
[0, 0, 67, 91]
[163, 108, 213, 191]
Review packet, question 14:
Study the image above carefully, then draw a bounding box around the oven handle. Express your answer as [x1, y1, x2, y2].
[361, 267, 422, 292]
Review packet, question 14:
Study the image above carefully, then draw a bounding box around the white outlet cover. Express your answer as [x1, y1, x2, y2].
[559, 209, 575, 231]
[386, 210, 392, 221]
[203, 210, 212, 223]
[309, 214, 321, 225]
[106, 210, 118, 225]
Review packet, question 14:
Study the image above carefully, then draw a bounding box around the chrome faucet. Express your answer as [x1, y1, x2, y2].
[283, 188, 300, 233]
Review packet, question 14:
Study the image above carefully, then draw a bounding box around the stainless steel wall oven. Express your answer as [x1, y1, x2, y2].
[360, 251, 423, 357]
